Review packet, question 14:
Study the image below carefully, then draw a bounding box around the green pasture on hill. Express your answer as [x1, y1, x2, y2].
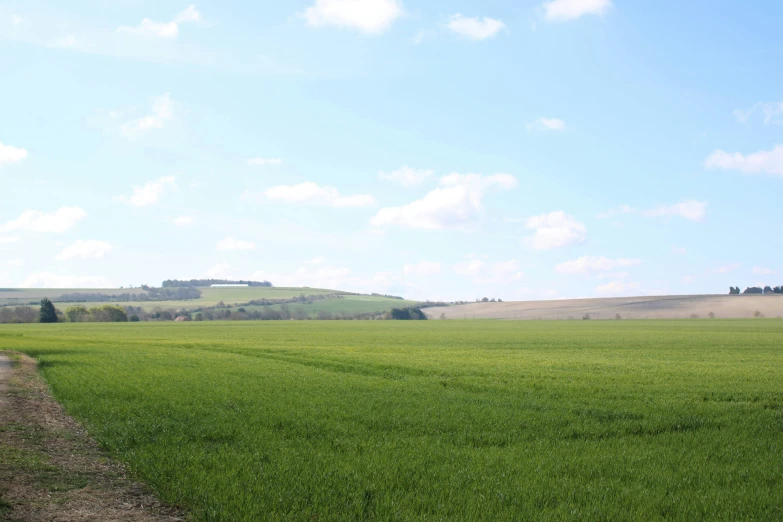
[0, 286, 344, 311]
[1, 320, 782, 520]
[256, 295, 419, 316]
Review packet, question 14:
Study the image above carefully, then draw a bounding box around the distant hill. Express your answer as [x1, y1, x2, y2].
[426, 294, 783, 320]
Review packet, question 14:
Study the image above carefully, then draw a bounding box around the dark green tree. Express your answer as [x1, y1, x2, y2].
[39, 298, 58, 323]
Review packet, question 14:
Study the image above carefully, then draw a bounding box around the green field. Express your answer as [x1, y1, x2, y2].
[0, 286, 348, 312]
[1, 320, 782, 520]
[259, 295, 419, 316]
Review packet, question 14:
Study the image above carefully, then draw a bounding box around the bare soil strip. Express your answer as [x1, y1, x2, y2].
[0, 352, 184, 521]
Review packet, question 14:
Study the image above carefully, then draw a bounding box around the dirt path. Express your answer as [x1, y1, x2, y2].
[0, 352, 184, 521]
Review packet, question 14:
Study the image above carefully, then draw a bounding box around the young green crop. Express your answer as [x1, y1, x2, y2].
[1, 320, 781, 521]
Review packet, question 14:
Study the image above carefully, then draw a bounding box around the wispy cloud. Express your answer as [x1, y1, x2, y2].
[733, 101, 783, 125]
[0, 141, 28, 167]
[118, 176, 176, 207]
[542, 0, 612, 21]
[714, 263, 740, 274]
[119, 93, 175, 140]
[55, 240, 114, 261]
[216, 237, 256, 251]
[2, 207, 87, 234]
[643, 200, 707, 222]
[116, 5, 202, 39]
[598, 201, 707, 222]
[404, 261, 442, 276]
[527, 117, 567, 132]
[525, 211, 586, 250]
[556, 256, 640, 274]
[253, 182, 376, 208]
[753, 266, 779, 276]
[247, 157, 283, 166]
[445, 14, 507, 40]
[301, 0, 404, 34]
[705, 145, 783, 177]
[378, 166, 434, 187]
[372, 173, 516, 230]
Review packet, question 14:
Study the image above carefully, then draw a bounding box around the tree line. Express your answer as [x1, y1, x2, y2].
[729, 286, 783, 295]
[161, 279, 272, 288]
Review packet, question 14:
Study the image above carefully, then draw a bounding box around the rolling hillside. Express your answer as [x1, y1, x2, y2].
[426, 294, 783, 320]
[0, 287, 412, 316]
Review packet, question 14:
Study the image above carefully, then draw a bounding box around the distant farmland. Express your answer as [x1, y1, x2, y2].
[428, 294, 783, 320]
[2, 320, 781, 520]
[0, 286, 412, 316]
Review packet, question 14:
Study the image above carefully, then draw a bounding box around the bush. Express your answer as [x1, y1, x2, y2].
[90, 305, 128, 322]
[130, 314, 140, 322]
[65, 305, 90, 322]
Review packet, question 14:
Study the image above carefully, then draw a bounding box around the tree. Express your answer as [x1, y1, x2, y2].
[39, 298, 58, 323]
[764, 286, 773, 294]
[65, 305, 89, 322]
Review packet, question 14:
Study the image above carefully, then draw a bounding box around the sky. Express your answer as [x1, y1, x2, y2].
[1, 0, 782, 301]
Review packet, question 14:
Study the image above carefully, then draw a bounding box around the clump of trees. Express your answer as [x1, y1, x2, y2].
[162, 279, 272, 288]
[64, 304, 128, 322]
[390, 307, 427, 320]
[59, 287, 201, 303]
[730, 286, 783, 295]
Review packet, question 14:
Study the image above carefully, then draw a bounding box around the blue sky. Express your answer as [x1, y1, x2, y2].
[1, 0, 781, 301]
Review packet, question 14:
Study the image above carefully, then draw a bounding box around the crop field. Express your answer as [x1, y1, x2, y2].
[0, 287, 344, 312]
[264, 295, 419, 316]
[1, 320, 782, 520]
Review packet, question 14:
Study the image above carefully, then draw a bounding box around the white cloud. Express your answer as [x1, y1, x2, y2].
[55, 240, 114, 261]
[753, 266, 779, 276]
[733, 102, 783, 126]
[672, 246, 687, 255]
[216, 237, 256, 251]
[595, 279, 640, 297]
[261, 182, 376, 208]
[11, 15, 23, 26]
[116, 5, 202, 39]
[705, 145, 783, 177]
[2, 207, 87, 233]
[404, 261, 442, 276]
[555, 255, 641, 274]
[118, 176, 176, 207]
[596, 204, 635, 219]
[714, 263, 740, 274]
[119, 93, 174, 139]
[598, 201, 707, 222]
[542, 0, 612, 21]
[682, 275, 695, 284]
[445, 14, 506, 40]
[20, 272, 114, 288]
[301, 0, 404, 34]
[247, 157, 283, 166]
[6, 259, 23, 267]
[0, 236, 19, 244]
[643, 200, 707, 222]
[0, 141, 28, 167]
[379, 166, 434, 187]
[204, 262, 235, 279]
[527, 117, 567, 132]
[307, 256, 326, 265]
[371, 173, 516, 230]
[173, 216, 193, 227]
[454, 259, 522, 284]
[525, 211, 586, 250]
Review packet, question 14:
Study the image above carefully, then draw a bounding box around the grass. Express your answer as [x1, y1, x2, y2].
[1, 320, 782, 520]
[229, 295, 420, 316]
[0, 286, 344, 311]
